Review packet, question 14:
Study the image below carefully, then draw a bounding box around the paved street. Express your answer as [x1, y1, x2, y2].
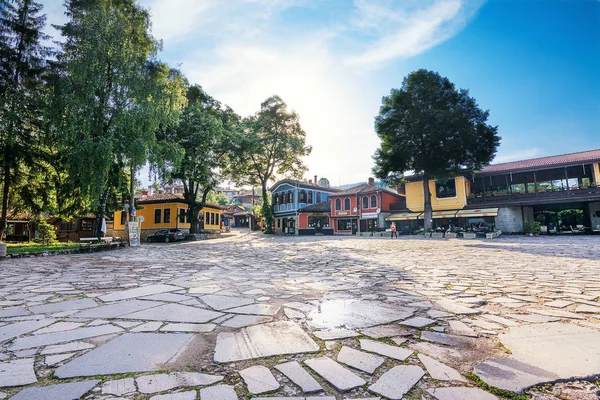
[0, 232, 599, 399]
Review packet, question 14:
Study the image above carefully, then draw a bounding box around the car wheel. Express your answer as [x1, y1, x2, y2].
[147, 237, 152, 243]
[165, 237, 170, 243]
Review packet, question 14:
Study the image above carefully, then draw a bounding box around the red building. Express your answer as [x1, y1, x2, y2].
[329, 178, 406, 235]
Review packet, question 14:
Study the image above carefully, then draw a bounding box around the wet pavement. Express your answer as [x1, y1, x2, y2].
[0, 231, 598, 399]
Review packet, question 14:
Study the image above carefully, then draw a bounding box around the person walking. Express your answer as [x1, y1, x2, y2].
[391, 223, 398, 239]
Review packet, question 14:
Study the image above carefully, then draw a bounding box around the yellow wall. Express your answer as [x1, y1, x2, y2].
[593, 163, 600, 185]
[114, 202, 191, 231]
[405, 176, 468, 212]
[202, 206, 223, 230]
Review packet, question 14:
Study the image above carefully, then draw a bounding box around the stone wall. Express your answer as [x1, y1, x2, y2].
[496, 207, 524, 233]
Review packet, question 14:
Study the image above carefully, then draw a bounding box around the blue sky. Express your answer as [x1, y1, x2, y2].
[41, 0, 600, 187]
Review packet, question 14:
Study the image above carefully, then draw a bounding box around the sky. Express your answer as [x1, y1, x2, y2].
[40, 0, 600, 188]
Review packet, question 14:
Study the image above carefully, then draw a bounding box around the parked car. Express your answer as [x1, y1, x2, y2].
[147, 229, 186, 243]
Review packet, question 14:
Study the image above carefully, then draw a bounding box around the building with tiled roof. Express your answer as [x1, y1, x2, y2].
[394, 149, 600, 234]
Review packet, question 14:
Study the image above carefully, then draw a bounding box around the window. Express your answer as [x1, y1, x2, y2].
[280, 193, 286, 204]
[307, 191, 313, 204]
[277, 219, 281, 228]
[81, 219, 93, 231]
[308, 216, 329, 228]
[337, 219, 352, 230]
[211, 212, 215, 225]
[288, 190, 293, 203]
[362, 196, 369, 209]
[216, 214, 220, 226]
[335, 198, 341, 210]
[299, 190, 306, 202]
[316, 192, 321, 203]
[273, 194, 279, 205]
[179, 209, 186, 223]
[164, 208, 171, 224]
[154, 209, 161, 224]
[205, 211, 210, 224]
[436, 179, 457, 198]
[60, 221, 75, 231]
[370, 195, 377, 208]
[344, 197, 351, 210]
[120, 211, 127, 226]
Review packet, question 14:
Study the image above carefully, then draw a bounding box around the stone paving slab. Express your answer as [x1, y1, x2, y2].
[102, 377, 136, 396]
[33, 321, 84, 334]
[436, 299, 481, 315]
[474, 358, 558, 392]
[199, 384, 238, 400]
[72, 299, 165, 318]
[368, 365, 424, 399]
[150, 391, 197, 400]
[200, 294, 254, 310]
[55, 333, 195, 378]
[0, 359, 36, 387]
[304, 356, 366, 392]
[239, 365, 280, 394]
[359, 324, 413, 338]
[136, 372, 223, 393]
[499, 322, 600, 379]
[222, 315, 272, 328]
[214, 321, 319, 363]
[417, 353, 467, 382]
[359, 338, 413, 361]
[313, 329, 359, 340]
[99, 284, 182, 302]
[121, 303, 223, 323]
[0, 319, 54, 343]
[227, 304, 280, 316]
[10, 324, 123, 350]
[10, 379, 100, 400]
[428, 387, 499, 400]
[400, 316, 436, 328]
[308, 299, 414, 329]
[274, 361, 323, 393]
[28, 298, 97, 314]
[337, 346, 384, 374]
[41, 341, 94, 354]
[160, 323, 215, 333]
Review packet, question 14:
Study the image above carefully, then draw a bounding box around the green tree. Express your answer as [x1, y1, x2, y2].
[0, 0, 52, 240]
[206, 192, 230, 206]
[373, 69, 500, 231]
[235, 96, 312, 233]
[52, 0, 163, 237]
[35, 217, 56, 245]
[156, 85, 239, 233]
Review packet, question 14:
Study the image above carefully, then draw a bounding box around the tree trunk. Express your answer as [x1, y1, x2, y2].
[260, 179, 273, 233]
[129, 162, 135, 222]
[188, 204, 200, 234]
[95, 190, 108, 239]
[0, 153, 10, 241]
[423, 172, 433, 231]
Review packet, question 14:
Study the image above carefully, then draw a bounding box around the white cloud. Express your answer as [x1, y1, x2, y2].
[494, 148, 543, 164]
[346, 0, 484, 67]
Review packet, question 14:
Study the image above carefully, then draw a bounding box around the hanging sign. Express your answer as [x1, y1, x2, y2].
[128, 222, 141, 247]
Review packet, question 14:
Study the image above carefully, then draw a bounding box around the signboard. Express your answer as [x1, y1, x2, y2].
[127, 222, 141, 247]
[361, 212, 379, 220]
[337, 211, 348, 216]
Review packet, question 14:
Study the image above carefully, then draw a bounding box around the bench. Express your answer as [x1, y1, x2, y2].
[486, 230, 502, 239]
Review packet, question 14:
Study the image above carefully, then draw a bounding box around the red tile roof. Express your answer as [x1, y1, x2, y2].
[481, 149, 600, 174]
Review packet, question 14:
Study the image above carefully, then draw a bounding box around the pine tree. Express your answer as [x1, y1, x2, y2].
[0, 0, 52, 240]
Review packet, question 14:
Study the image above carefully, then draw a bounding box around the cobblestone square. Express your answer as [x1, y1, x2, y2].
[0, 233, 598, 399]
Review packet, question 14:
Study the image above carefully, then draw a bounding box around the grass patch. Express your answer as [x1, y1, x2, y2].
[6, 242, 80, 254]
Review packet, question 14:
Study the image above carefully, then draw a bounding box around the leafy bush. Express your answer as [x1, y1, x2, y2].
[35, 218, 57, 245]
[523, 221, 541, 235]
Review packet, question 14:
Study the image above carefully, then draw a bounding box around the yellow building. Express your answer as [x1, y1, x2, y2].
[113, 193, 224, 239]
[405, 176, 470, 212]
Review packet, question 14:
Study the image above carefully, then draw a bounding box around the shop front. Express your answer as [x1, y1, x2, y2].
[360, 211, 380, 232]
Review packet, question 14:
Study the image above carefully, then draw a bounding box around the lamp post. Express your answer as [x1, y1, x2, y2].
[123, 201, 130, 226]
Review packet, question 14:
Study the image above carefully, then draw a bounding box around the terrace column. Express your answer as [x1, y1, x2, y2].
[534, 171, 538, 197]
[565, 168, 570, 192]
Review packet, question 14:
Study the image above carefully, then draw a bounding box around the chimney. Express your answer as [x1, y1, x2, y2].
[309, 180, 313, 184]
[368, 177, 375, 186]
[148, 185, 154, 197]
[314, 175, 318, 185]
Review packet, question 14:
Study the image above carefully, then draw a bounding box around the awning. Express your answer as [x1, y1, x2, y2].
[455, 208, 499, 218]
[432, 210, 458, 219]
[386, 212, 422, 221]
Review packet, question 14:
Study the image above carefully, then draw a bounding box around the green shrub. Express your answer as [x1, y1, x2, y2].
[523, 221, 541, 235]
[35, 218, 57, 245]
